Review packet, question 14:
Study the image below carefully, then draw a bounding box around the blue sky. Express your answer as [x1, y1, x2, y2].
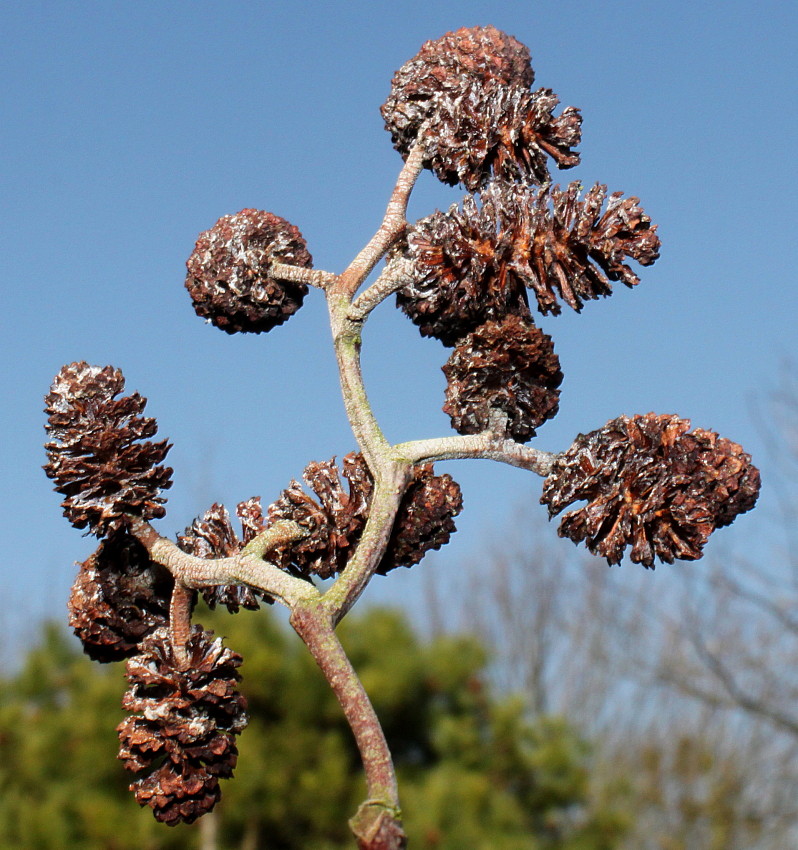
[1, 1, 796, 661]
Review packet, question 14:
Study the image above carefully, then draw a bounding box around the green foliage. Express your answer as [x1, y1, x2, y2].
[0, 607, 626, 849]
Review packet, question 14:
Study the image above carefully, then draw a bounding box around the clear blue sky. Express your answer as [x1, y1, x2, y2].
[2, 0, 796, 662]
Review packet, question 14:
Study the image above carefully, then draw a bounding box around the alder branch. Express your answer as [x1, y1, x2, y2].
[290, 600, 405, 849]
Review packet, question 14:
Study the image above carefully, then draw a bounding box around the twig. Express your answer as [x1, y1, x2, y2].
[394, 433, 559, 476]
[349, 257, 415, 322]
[269, 262, 337, 289]
[128, 518, 319, 609]
[338, 142, 426, 299]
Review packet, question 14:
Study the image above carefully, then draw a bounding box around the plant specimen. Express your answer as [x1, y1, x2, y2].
[44, 26, 759, 849]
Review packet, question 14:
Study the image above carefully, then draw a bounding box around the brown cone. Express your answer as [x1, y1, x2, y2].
[268, 454, 372, 579]
[511, 182, 661, 315]
[68, 530, 173, 662]
[541, 414, 761, 567]
[381, 26, 580, 190]
[442, 315, 562, 442]
[178, 498, 271, 612]
[397, 187, 532, 345]
[185, 209, 311, 334]
[379, 465, 463, 574]
[44, 362, 172, 537]
[269, 454, 462, 577]
[118, 626, 247, 825]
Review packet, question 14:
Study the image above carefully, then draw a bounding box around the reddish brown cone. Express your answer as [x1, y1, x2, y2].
[68, 530, 173, 662]
[397, 187, 532, 345]
[381, 26, 580, 190]
[541, 414, 761, 566]
[268, 454, 372, 579]
[442, 314, 562, 442]
[44, 362, 172, 537]
[379, 465, 463, 574]
[185, 209, 312, 334]
[268, 454, 462, 577]
[118, 626, 247, 825]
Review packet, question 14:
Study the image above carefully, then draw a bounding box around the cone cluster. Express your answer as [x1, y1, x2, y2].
[44, 362, 172, 536]
[541, 414, 761, 567]
[381, 25, 581, 190]
[268, 453, 462, 577]
[118, 626, 248, 825]
[185, 208, 312, 334]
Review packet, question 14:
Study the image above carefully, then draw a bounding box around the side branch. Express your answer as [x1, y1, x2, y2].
[269, 262, 337, 290]
[394, 433, 558, 476]
[349, 257, 415, 322]
[338, 142, 426, 299]
[128, 519, 319, 609]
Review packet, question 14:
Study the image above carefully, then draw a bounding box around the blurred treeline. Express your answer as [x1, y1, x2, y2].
[0, 605, 628, 850]
[3, 372, 796, 849]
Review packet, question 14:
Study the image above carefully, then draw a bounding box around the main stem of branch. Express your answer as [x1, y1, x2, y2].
[290, 602, 407, 849]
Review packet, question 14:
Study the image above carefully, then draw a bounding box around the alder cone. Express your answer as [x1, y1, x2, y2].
[268, 454, 372, 579]
[118, 626, 247, 825]
[44, 362, 172, 537]
[68, 530, 173, 662]
[541, 414, 761, 567]
[185, 209, 311, 334]
[443, 315, 562, 443]
[178, 498, 271, 612]
[514, 182, 661, 315]
[381, 26, 580, 190]
[268, 454, 462, 577]
[379, 465, 463, 574]
[397, 187, 532, 345]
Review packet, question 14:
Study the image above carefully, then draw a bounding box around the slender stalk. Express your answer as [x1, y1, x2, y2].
[269, 262, 337, 289]
[323, 474, 410, 625]
[395, 433, 559, 476]
[349, 257, 414, 322]
[328, 294, 393, 473]
[169, 582, 194, 669]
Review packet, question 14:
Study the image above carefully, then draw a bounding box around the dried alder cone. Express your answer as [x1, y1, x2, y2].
[519, 182, 661, 315]
[269, 453, 462, 578]
[381, 25, 581, 190]
[443, 314, 562, 443]
[379, 464, 463, 575]
[397, 184, 532, 345]
[118, 626, 248, 825]
[185, 209, 312, 334]
[398, 180, 660, 344]
[68, 530, 173, 662]
[541, 414, 761, 567]
[44, 362, 172, 536]
[178, 498, 272, 612]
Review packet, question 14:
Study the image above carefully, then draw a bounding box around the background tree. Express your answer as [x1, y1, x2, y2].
[0, 607, 628, 850]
